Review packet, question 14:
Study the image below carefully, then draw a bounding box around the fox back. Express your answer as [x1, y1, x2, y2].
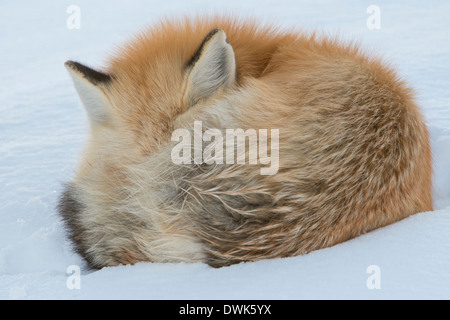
[59, 15, 432, 268]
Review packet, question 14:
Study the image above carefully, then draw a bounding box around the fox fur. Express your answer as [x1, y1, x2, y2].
[59, 15, 433, 268]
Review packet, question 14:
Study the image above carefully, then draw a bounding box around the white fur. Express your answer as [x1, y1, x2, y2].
[183, 29, 236, 107]
[65, 64, 111, 123]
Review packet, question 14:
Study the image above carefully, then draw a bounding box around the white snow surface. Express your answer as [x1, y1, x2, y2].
[1, 0, 449, 300]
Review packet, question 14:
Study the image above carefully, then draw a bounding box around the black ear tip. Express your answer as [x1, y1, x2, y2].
[186, 28, 227, 69]
[205, 28, 222, 40]
[64, 60, 84, 72]
[64, 60, 86, 71]
[64, 60, 79, 71]
[64, 60, 112, 85]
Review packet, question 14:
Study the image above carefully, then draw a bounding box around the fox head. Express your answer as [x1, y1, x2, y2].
[65, 27, 237, 173]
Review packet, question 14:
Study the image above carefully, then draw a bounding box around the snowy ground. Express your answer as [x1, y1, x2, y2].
[1, 0, 449, 300]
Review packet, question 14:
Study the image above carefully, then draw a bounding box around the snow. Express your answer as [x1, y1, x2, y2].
[1, 0, 449, 300]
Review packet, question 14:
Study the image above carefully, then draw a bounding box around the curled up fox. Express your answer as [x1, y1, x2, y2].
[59, 15, 433, 268]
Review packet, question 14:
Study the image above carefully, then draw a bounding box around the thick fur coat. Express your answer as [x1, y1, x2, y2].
[59, 16, 433, 268]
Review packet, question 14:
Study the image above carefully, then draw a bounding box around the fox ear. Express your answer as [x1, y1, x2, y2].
[65, 60, 112, 124]
[183, 29, 236, 107]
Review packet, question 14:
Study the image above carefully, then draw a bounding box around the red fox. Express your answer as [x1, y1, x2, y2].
[59, 15, 432, 268]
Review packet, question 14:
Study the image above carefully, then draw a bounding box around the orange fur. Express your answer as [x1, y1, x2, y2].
[60, 15, 432, 268]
